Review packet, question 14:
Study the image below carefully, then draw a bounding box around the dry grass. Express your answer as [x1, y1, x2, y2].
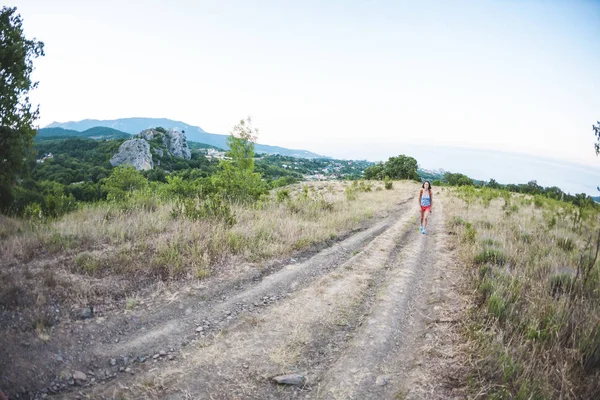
[0, 181, 414, 317]
[445, 186, 600, 399]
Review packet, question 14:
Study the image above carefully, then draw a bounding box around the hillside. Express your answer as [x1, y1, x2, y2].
[46, 118, 325, 158]
[36, 126, 131, 140]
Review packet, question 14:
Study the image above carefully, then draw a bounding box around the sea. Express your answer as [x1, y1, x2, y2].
[322, 143, 600, 196]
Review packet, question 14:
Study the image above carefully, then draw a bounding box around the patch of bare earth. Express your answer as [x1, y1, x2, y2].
[54, 189, 468, 400]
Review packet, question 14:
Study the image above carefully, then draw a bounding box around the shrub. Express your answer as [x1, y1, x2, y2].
[474, 248, 506, 265]
[450, 216, 466, 227]
[171, 194, 235, 226]
[101, 166, 148, 201]
[481, 237, 501, 247]
[345, 186, 358, 201]
[74, 253, 101, 275]
[384, 176, 393, 190]
[556, 237, 575, 252]
[276, 189, 290, 202]
[462, 222, 477, 244]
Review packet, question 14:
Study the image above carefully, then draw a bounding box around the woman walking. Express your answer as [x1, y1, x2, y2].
[419, 181, 432, 234]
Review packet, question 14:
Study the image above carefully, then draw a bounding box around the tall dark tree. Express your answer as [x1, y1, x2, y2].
[594, 121, 600, 155]
[0, 7, 44, 210]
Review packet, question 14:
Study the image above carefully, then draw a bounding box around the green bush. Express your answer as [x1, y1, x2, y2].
[450, 216, 466, 227]
[475, 248, 506, 265]
[22, 202, 43, 220]
[171, 194, 235, 226]
[101, 166, 148, 201]
[345, 185, 358, 201]
[384, 176, 393, 190]
[556, 237, 575, 252]
[481, 237, 502, 247]
[276, 189, 290, 202]
[462, 222, 477, 244]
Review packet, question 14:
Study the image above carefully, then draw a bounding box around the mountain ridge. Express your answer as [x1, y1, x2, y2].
[45, 117, 325, 158]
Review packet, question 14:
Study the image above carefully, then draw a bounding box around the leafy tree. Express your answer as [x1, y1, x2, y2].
[444, 172, 474, 186]
[101, 166, 148, 201]
[363, 162, 384, 179]
[0, 7, 45, 210]
[214, 117, 267, 201]
[384, 155, 419, 180]
[594, 121, 600, 155]
[487, 178, 500, 189]
[363, 156, 419, 181]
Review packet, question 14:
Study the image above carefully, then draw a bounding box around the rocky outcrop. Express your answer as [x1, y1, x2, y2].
[110, 129, 191, 171]
[138, 129, 191, 160]
[110, 139, 153, 171]
[166, 130, 191, 159]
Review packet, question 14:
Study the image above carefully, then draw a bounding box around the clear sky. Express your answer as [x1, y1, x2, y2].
[11, 0, 600, 166]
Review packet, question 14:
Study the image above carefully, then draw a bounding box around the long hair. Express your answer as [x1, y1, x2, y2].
[422, 181, 432, 190]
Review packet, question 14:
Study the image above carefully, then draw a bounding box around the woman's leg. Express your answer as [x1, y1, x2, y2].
[420, 210, 424, 227]
[423, 209, 430, 229]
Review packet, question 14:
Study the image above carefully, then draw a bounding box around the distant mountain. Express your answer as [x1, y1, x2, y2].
[37, 126, 131, 140]
[45, 118, 325, 158]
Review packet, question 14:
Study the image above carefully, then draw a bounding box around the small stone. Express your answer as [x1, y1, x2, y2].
[226, 311, 231, 315]
[375, 375, 390, 387]
[168, 355, 174, 361]
[68, 379, 75, 386]
[272, 374, 305, 386]
[243, 364, 249, 369]
[119, 367, 125, 372]
[159, 350, 167, 356]
[81, 307, 93, 320]
[110, 358, 116, 366]
[123, 356, 130, 365]
[125, 367, 131, 373]
[72, 371, 87, 381]
[153, 354, 160, 359]
[196, 326, 204, 332]
[227, 316, 232, 320]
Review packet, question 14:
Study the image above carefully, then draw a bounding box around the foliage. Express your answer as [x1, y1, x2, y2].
[213, 118, 267, 202]
[448, 186, 600, 399]
[170, 194, 235, 226]
[594, 121, 600, 156]
[384, 176, 393, 190]
[0, 7, 45, 211]
[101, 166, 148, 201]
[363, 155, 419, 181]
[444, 172, 474, 186]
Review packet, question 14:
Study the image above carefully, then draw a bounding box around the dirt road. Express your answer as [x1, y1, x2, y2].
[2, 192, 466, 399]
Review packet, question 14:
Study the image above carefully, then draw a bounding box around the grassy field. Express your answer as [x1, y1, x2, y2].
[0, 180, 414, 325]
[445, 186, 600, 399]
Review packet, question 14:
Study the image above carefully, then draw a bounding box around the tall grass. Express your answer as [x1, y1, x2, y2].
[446, 186, 600, 399]
[0, 181, 412, 313]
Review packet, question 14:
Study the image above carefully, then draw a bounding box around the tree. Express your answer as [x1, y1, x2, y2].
[384, 155, 419, 180]
[0, 7, 45, 210]
[594, 121, 600, 155]
[363, 162, 384, 180]
[101, 166, 148, 201]
[214, 117, 266, 202]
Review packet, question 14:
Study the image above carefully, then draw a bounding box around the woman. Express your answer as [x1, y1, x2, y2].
[419, 181, 432, 234]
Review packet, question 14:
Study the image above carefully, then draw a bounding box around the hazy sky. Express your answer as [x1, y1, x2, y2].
[12, 0, 600, 166]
